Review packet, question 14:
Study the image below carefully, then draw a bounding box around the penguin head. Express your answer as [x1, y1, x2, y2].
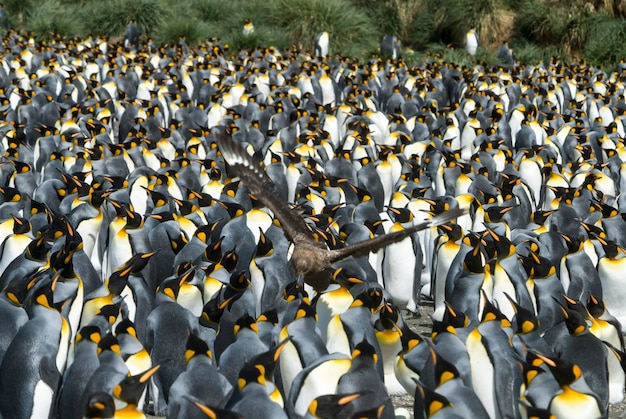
[97, 333, 121, 357]
[254, 229, 274, 258]
[533, 352, 581, 387]
[558, 302, 589, 336]
[520, 251, 555, 279]
[257, 309, 278, 326]
[350, 284, 384, 310]
[414, 381, 453, 418]
[586, 294, 606, 318]
[227, 270, 251, 293]
[84, 392, 115, 418]
[204, 236, 224, 264]
[504, 292, 539, 334]
[96, 302, 123, 326]
[184, 333, 212, 363]
[558, 230, 580, 253]
[106, 265, 132, 296]
[441, 302, 470, 329]
[112, 364, 161, 405]
[10, 215, 30, 234]
[377, 302, 400, 330]
[233, 314, 258, 336]
[480, 289, 511, 328]
[76, 325, 102, 345]
[308, 392, 364, 419]
[283, 280, 309, 302]
[351, 339, 378, 364]
[126, 249, 159, 274]
[430, 347, 461, 387]
[294, 298, 317, 321]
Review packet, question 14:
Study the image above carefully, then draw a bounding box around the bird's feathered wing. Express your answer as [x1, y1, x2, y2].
[327, 207, 466, 263]
[216, 134, 321, 247]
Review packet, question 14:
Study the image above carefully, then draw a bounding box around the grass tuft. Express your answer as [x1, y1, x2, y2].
[24, 0, 82, 39]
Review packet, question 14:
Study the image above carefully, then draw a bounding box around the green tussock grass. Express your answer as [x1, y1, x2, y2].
[24, 0, 82, 39]
[2, 0, 626, 69]
[268, 0, 380, 57]
[78, 0, 163, 38]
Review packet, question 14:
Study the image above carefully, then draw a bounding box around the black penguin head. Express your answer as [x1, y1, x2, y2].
[414, 381, 453, 418]
[308, 392, 364, 419]
[84, 392, 115, 418]
[586, 294, 606, 318]
[97, 333, 121, 357]
[430, 347, 461, 387]
[377, 302, 400, 330]
[254, 229, 274, 258]
[480, 289, 511, 328]
[257, 309, 278, 325]
[185, 333, 212, 363]
[533, 352, 581, 387]
[233, 314, 258, 336]
[350, 284, 384, 310]
[76, 325, 102, 345]
[351, 339, 378, 364]
[112, 364, 160, 405]
[442, 302, 470, 329]
[504, 292, 539, 334]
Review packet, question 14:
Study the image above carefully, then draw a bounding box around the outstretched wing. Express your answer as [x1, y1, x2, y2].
[216, 133, 319, 246]
[327, 207, 466, 263]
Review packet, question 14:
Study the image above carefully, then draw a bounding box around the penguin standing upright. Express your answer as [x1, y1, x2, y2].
[553, 303, 610, 411]
[374, 303, 405, 395]
[217, 314, 268, 387]
[144, 291, 199, 416]
[0, 276, 71, 419]
[124, 19, 140, 49]
[315, 32, 329, 58]
[429, 347, 490, 419]
[380, 207, 423, 313]
[337, 339, 394, 419]
[535, 353, 604, 419]
[596, 237, 626, 326]
[232, 343, 290, 419]
[56, 326, 103, 419]
[380, 35, 401, 60]
[78, 334, 129, 419]
[243, 18, 255, 36]
[431, 223, 463, 321]
[168, 334, 233, 418]
[465, 27, 479, 56]
[278, 299, 329, 398]
[288, 352, 352, 417]
[0, 4, 8, 30]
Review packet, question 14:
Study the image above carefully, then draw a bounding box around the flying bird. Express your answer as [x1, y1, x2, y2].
[216, 134, 465, 291]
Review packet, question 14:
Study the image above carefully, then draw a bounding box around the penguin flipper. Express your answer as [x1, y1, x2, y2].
[40, 355, 61, 387]
[328, 208, 466, 263]
[216, 133, 318, 246]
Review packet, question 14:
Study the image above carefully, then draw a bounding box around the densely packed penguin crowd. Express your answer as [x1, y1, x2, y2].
[0, 28, 625, 419]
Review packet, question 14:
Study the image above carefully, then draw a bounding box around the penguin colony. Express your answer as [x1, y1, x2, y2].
[0, 27, 625, 419]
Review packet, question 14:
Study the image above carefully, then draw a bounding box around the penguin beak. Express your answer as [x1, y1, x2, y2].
[139, 364, 161, 383]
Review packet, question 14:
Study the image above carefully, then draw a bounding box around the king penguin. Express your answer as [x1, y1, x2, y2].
[465, 27, 479, 56]
[168, 333, 234, 418]
[337, 339, 394, 419]
[380, 207, 423, 313]
[315, 32, 329, 58]
[124, 19, 140, 49]
[0, 274, 71, 419]
[535, 353, 604, 419]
